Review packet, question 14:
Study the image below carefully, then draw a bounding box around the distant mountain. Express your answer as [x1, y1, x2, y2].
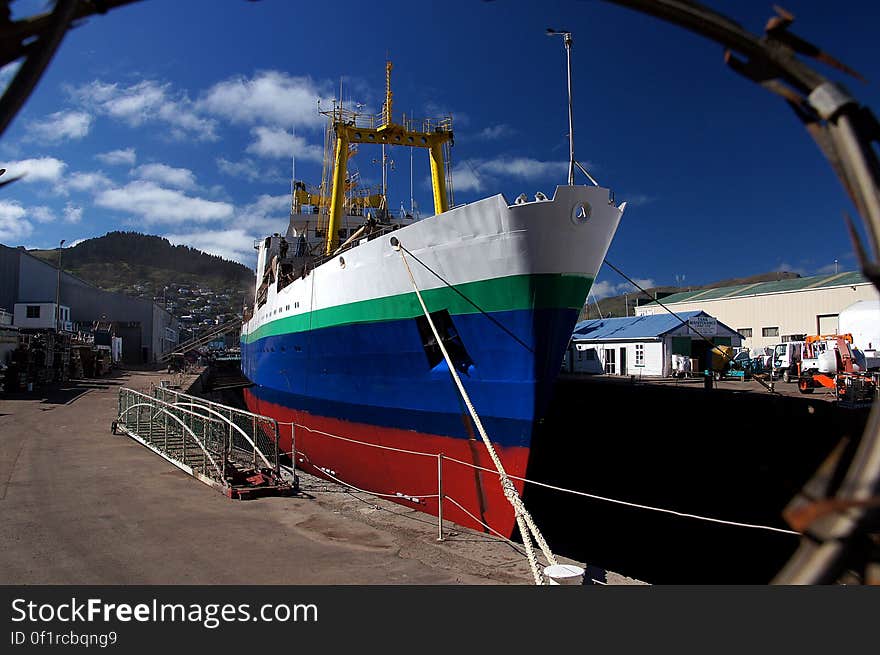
[583, 270, 802, 320]
[30, 232, 255, 327]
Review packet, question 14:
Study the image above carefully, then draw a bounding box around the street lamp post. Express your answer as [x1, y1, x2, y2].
[547, 28, 575, 186]
[55, 239, 65, 331]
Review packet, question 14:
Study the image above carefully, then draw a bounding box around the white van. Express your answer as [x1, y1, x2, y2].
[772, 341, 803, 382]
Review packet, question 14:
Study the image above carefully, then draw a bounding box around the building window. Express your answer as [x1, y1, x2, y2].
[635, 344, 645, 367]
[762, 327, 779, 337]
[26, 305, 40, 318]
[817, 314, 838, 335]
[738, 328, 752, 338]
[604, 348, 616, 375]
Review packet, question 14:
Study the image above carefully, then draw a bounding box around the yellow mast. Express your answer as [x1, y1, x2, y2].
[322, 61, 454, 255]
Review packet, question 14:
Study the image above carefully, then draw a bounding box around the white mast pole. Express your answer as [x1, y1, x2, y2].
[548, 28, 575, 186]
[564, 32, 574, 186]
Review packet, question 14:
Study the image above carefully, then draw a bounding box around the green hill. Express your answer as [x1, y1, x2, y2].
[30, 232, 255, 326]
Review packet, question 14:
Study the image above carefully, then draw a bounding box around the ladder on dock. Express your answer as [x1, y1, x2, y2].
[113, 386, 296, 499]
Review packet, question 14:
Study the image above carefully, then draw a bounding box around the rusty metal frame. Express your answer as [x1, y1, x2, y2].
[1, 0, 877, 584]
[600, 0, 880, 584]
[0, 0, 141, 139]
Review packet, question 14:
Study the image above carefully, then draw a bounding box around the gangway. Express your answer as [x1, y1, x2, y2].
[113, 386, 296, 499]
[158, 318, 242, 363]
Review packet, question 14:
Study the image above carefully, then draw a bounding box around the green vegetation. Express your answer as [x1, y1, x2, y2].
[30, 232, 255, 330]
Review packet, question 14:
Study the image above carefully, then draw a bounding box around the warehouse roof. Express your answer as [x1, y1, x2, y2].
[641, 270, 869, 306]
[572, 310, 739, 341]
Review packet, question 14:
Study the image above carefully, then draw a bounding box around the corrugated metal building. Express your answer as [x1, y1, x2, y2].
[0, 243, 178, 363]
[567, 310, 742, 377]
[634, 271, 879, 351]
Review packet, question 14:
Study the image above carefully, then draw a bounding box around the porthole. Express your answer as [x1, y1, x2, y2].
[339, 256, 346, 268]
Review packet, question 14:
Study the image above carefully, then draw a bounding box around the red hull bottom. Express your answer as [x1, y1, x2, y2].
[244, 389, 528, 538]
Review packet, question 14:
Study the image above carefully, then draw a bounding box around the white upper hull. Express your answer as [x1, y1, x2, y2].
[243, 185, 624, 337]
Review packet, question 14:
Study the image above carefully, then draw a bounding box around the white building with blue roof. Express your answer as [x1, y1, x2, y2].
[567, 310, 742, 377]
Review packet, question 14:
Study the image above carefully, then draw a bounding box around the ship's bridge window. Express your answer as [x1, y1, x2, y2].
[415, 310, 474, 374]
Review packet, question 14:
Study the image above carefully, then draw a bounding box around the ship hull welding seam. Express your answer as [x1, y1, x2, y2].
[241, 185, 624, 537]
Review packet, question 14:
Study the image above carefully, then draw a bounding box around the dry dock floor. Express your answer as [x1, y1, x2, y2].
[0, 370, 640, 585]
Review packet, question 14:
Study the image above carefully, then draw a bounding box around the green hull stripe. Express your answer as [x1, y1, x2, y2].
[243, 273, 593, 344]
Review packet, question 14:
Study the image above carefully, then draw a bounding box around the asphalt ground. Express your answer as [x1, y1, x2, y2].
[0, 370, 640, 585]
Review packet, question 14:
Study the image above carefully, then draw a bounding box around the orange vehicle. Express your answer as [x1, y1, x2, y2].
[798, 333, 877, 406]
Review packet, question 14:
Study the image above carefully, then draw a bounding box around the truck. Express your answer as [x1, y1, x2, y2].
[771, 341, 804, 383]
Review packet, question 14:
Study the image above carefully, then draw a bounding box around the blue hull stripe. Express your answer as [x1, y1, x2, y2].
[242, 307, 579, 448]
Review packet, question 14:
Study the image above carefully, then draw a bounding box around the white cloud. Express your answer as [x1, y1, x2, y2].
[63, 203, 83, 224]
[450, 156, 568, 194]
[26, 110, 92, 143]
[164, 228, 259, 267]
[216, 156, 282, 183]
[31, 206, 56, 223]
[96, 148, 136, 166]
[71, 79, 216, 141]
[477, 124, 514, 140]
[3, 157, 66, 183]
[478, 157, 568, 179]
[450, 163, 484, 192]
[94, 181, 234, 224]
[0, 200, 32, 243]
[132, 163, 197, 190]
[237, 193, 291, 236]
[199, 71, 330, 128]
[66, 170, 114, 193]
[591, 278, 656, 299]
[246, 126, 323, 161]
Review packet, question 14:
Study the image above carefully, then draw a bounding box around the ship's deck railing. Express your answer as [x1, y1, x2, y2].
[323, 106, 452, 135]
[309, 222, 404, 269]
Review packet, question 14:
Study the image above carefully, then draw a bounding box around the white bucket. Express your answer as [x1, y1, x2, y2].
[543, 564, 585, 585]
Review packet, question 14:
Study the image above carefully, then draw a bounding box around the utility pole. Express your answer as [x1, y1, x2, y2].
[55, 239, 65, 331]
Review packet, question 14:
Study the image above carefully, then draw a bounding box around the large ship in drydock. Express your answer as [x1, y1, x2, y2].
[240, 63, 625, 537]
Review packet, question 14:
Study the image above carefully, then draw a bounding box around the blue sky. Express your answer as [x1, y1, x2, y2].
[0, 0, 878, 298]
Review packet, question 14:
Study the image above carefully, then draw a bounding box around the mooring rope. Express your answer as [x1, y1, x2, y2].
[394, 239, 557, 585]
[280, 418, 798, 536]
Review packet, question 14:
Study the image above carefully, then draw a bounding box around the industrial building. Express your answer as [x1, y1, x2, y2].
[566, 311, 742, 377]
[0, 243, 178, 363]
[634, 271, 879, 351]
